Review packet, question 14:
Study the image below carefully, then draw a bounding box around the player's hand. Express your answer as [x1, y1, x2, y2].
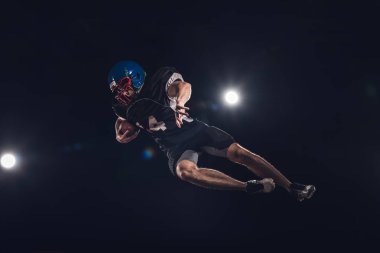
[116, 129, 139, 143]
[115, 118, 140, 144]
[175, 103, 190, 128]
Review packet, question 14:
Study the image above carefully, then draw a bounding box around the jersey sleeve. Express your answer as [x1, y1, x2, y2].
[143, 66, 184, 109]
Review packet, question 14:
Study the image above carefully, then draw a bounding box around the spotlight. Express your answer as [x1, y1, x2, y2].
[224, 90, 240, 105]
[1, 153, 16, 170]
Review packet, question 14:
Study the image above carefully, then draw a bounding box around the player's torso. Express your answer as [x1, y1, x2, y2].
[126, 67, 205, 150]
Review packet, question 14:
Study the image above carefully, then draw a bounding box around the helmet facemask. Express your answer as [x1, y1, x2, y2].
[108, 60, 146, 108]
[110, 76, 142, 107]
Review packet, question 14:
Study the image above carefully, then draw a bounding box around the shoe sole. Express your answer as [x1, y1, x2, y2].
[306, 185, 316, 199]
[297, 185, 316, 202]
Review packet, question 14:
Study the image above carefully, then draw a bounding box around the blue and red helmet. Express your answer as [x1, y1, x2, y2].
[108, 60, 146, 107]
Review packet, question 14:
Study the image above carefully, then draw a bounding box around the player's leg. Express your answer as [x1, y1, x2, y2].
[175, 159, 275, 193]
[226, 142, 292, 191]
[176, 159, 245, 191]
[226, 143, 316, 201]
[197, 125, 315, 201]
[196, 126, 290, 191]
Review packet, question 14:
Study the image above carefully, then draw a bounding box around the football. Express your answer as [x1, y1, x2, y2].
[117, 118, 138, 137]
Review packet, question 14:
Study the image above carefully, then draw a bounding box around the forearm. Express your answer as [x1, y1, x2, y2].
[176, 82, 192, 106]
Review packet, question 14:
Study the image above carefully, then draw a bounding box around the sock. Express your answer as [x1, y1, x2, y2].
[246, 180, 264, 193]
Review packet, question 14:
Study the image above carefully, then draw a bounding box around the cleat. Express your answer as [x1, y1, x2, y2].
[290, 183, 316, 202]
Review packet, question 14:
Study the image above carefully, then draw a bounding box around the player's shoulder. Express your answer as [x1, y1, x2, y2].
[151, 66, 180, 81]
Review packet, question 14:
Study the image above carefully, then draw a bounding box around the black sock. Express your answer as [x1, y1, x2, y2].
[290, 182, 305, 191]
[246, 180, 263, 193]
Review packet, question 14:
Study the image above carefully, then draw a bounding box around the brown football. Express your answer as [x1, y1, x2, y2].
[118, 118, 138, 137]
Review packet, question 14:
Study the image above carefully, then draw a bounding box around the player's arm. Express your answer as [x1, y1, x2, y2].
[167, 80, 192, 106]
[167, 80, 191, 128]
[115, 117, 140, 144]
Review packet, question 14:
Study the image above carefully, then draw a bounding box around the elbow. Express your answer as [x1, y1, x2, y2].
[169, 81, 192, 100]
[183, 82, 191, 88]
[179, 82, 192, 95]
[178, 81, 191, 89]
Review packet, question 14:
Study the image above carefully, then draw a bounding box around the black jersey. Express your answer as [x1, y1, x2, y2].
[112, 66, 206, 153]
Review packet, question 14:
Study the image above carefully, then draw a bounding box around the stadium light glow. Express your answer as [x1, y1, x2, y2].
[1, 153, 16, 170]
[224, 90, 240, 105]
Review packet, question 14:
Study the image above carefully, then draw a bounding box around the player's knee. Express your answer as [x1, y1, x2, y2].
[227, 143, 246, 162]
[176, 160, 198, 181]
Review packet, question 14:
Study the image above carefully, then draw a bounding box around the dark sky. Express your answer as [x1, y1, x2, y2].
[1, 0, 379, 251]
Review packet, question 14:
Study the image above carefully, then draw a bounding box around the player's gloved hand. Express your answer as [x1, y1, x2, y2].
[115, 118, 140, 144]
[116, 129, 139, 143]
[175, 103, 190, 128]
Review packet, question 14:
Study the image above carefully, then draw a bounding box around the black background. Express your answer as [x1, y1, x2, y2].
[1, 1, 379, 251]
